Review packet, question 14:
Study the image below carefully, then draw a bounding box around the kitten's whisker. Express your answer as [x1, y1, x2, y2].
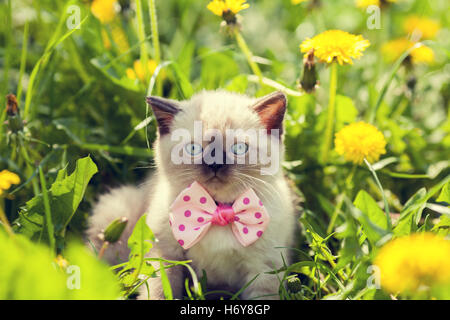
[239, 172, 282, 201]
[233, 176, 251, 194]
[240, 179, 275, 203]
[234, 172, 280, 203]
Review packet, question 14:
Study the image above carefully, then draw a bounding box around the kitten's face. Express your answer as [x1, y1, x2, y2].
[148, 91, 286, 203]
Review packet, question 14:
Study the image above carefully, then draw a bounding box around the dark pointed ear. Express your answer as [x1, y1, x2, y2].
[146, 96, 181, 135]
[252, 91, 287, 135]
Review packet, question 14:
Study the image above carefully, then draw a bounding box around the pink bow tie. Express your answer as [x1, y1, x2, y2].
[169, 181, 270, 249]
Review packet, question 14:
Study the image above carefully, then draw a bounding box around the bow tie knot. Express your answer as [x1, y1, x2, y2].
[169, 181, 270, 249]
[211, 204, 236, 226]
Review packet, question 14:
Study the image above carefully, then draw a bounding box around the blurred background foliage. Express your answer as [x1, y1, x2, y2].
[0, 0, 449, 299]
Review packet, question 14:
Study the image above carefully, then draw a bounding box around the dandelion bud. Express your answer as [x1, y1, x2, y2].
[402, 54, 414, 71]
[299, 49, 318, 93]
[307, 0, 322, 10]
[6, 94, 18, 116]
[380, 0, 396, 9]
[5, 94, 23, 133]
[440, 82, 450, 110]
[102, 216, 128, 243]
[406, 75, 417, 92]
[286, 275, 302, 293]
[222, 10, 237, 25]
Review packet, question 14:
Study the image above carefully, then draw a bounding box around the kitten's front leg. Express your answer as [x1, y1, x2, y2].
[137, 236, 186, 299]
[240, 269, 281, 300]
[239, 248, 290, 300]
[139, 263, 185, 300]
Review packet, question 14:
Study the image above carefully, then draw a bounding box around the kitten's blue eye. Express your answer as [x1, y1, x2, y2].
[185, 143, 203, 156]
[231, 142, 248, 155]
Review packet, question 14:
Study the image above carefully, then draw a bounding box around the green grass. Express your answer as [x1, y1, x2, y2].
[0, 0, 449, 300]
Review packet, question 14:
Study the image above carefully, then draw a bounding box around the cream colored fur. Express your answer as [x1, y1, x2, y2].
[87, 90, 297, 300]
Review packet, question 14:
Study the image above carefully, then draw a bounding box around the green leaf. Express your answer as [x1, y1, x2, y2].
[199, 48, 239, 90]
[299, 210, 327, 238]
[116, 214, 156, 296]
[64, 242, 121, 299]
[392, 178, 450, 237]
[168, 62, 194, 99]
[0, 230, 120, 299]
[436, 182, 450, 204]
[225, 74, 249, 93]
[417, 214, 433, 232]
[381, 170, 430, 179]
[300, 217, 337, 263]
[159, 261, 173, 300]
[391, 176, 450, 238]
[90, 56, 142, 92]
[354, 190, 389, 234]
[267, 261, 317, 274]
[431, 215, 450, 237]
[23, 6, 89, 119]
[78, 143, 153, 157]
[317, 193, 336, 219]
[127, 213, 154, 261]
[119, 214, 155, 290]
[346, 197, 390, 247]
[14, 156, 98, 244]
[335, 217, 362, 269]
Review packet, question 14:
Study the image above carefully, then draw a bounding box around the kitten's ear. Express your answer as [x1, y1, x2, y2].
[252, 91, 287, 135]
[146, 96, 181, 135]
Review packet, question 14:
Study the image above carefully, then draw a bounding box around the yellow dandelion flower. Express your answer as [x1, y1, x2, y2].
[403, 15, 440, 40]
[207, 0, 227, 16]
[126, 59, 158, 82]
[0, 170, 20, 196]
[300, 30, 370, 66]
[91, 0, 118, 24]
[356, 0, 380, 7]
[356, 0, 397, 8]
[292, 0, 308, 4]
[54, 255, 69, 270]
[102, 25, 129, 53]
[101, 29, 111, 49]
[375, 233, 450, 294]
[334, 122, 386, 164]
[382, 38, 434, 65]
[207, 0, 249, 17]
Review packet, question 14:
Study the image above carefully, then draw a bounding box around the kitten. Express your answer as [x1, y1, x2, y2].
[87, 90, 297, 299]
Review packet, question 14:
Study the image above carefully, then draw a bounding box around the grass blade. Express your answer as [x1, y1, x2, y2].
[367, 42, 426, 124]
[23, 9, 88, 119]
[159, 261, 173, 300]
[38, 166, 55, 253]
[364, 159, 392, 231]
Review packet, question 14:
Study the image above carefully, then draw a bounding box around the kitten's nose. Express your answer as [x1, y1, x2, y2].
[208, 163, 224, 173]
[205, 149, 226, 173]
